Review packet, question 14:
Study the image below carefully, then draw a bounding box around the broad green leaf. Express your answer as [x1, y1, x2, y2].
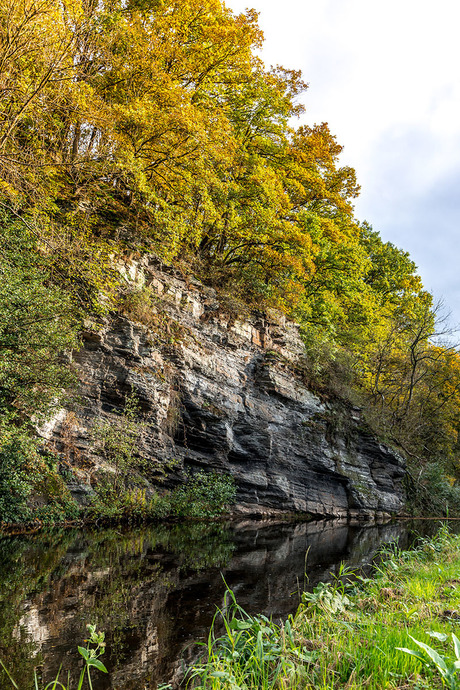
[453, 633, 460, 661]
[78, 646, 89, 661]
[408, 636, 448, 674]
[87, 659, 108, 673]
[229, 619, 253, 631]
[396, 647, 427, 664]
[428, 631, 448, 642]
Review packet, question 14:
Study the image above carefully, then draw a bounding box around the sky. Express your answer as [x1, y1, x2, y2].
[226, 0, 460, 328]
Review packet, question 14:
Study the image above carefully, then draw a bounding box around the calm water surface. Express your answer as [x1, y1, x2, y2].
[0, 518, 451, 689]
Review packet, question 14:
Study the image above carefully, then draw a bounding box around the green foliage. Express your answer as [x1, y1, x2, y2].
[88, 484, 152, 521]
[87, 470, 236, 523]
[120, 286, 157, 326]
[170, 471, 237, 519]
[0, 424, 80, 525]
[0, 211, 82, 524]
[407, 463, 460, 518]
[33, 459, 82, 524]
[0, 0, 414, 336]
[77, 624, 108, 686]
[188, 586, 314, 690]
[301, 580, 351, 615]
[187, 528, 460, 689]
[0, 213, 79, 422]
[0, 423, 36, 524]
[398, 632, 460, 689]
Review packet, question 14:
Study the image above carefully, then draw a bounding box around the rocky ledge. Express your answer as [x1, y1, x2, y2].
[43, 258, 406, 519]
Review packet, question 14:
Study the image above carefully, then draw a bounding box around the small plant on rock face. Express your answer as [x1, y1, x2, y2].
[92, 391, 145, 494]
[120, 285, 157, 327]
[88, 391, 151, 518]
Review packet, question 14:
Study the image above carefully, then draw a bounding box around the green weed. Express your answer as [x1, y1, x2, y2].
[0, 624, 106, 690]
[187, 586, 314, 689]
[398, 632, 460, 689]
[170, 471, 236, 519]
[187, 527, 460, 689]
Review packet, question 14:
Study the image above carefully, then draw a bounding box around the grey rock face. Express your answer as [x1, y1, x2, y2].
[47, 260, 406, 518]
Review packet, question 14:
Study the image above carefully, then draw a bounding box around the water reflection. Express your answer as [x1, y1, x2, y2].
[0, 519, 449, 689]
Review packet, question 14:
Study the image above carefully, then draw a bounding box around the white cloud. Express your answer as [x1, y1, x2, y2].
[226, 0, 460, 323]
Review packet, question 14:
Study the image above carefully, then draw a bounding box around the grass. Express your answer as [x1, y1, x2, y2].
[187, 525, 460, 689]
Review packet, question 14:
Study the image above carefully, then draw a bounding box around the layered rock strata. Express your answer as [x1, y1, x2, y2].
[45, 258, 406, 518]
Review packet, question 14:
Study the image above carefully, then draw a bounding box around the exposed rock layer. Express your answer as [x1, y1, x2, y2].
[48, 259, 406, 518]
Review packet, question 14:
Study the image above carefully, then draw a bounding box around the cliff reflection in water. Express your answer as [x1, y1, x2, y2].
[0, 519, 437, 689]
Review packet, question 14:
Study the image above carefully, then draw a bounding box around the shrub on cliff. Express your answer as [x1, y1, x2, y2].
[170, 471, 237, 519]
[0, 213, 80, 523]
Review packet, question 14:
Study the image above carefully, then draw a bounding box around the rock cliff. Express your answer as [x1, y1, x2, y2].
[45, 258, 406, 519]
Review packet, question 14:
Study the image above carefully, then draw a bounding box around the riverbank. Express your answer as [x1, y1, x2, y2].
[188, 525, 460, 689]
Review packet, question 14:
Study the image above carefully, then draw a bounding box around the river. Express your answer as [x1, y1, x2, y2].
[0, 518, 450, 689]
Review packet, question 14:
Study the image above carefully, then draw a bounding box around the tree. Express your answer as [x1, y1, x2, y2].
[0, 211, 81, 522]
[0, 212, 79, 421]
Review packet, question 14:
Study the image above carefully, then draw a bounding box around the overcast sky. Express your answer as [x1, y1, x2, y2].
[227, 0, 460, 328]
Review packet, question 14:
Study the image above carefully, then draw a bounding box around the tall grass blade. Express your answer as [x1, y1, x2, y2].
[0, 660, 18, 689]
